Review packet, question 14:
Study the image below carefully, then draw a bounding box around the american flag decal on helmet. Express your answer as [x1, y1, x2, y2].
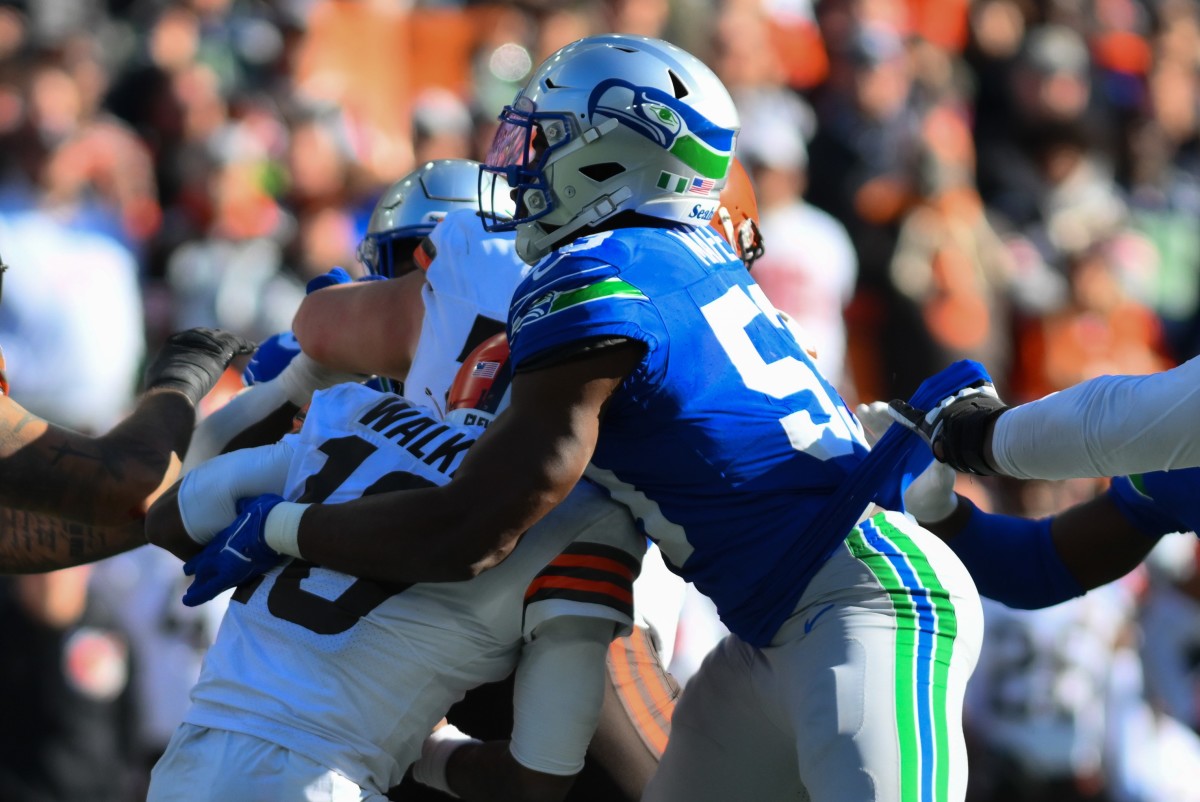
[688, 176, 715, 194]
[472, 360, 501, 379]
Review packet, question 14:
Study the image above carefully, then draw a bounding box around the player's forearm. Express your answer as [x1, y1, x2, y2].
[294, 482, 549, 583]
[991, 357, 1200, 479]
[0, 507, 146, 573]
[1051, 492, 1163, 592]
[293, 410, 587, 583]
[0, 390, 194, 525]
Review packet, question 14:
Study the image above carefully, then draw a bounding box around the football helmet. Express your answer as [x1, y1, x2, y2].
[445, 333, 511, 428]
[357, 159, 480, 278]
[711, 157, 764, 268]
[480, 35, 740, 264]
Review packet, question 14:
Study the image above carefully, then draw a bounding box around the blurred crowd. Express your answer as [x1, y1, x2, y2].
[0, 0, 1197, 800]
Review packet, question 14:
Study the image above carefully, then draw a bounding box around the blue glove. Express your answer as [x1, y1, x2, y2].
[241, 331, 302, 385]
[306, 266, 354, 294]
[182, 494, 286, 606]
[307, 266, 388, 293]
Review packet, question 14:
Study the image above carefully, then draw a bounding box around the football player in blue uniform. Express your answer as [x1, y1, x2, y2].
[184, 35, 983, 801]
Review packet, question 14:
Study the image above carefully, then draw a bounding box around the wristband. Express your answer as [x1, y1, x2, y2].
[411, 724, 481, 798]
[263, 502, 309, 558]
[938, 405, 1006, 476]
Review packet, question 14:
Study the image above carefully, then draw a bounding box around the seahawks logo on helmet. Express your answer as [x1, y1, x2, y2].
[588, 79, 735, 180]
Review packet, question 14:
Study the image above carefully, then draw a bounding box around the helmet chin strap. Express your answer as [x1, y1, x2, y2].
[520, 185, 634, 263]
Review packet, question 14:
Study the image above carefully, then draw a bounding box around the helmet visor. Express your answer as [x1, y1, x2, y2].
[480, 95, 570, 232]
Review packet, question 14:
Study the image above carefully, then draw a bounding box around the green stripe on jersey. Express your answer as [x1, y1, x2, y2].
[549, 278, 646, 313]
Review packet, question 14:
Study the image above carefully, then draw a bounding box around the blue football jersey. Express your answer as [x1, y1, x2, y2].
[507, 224, 870, 646]
[1109, 468, 1200, 537]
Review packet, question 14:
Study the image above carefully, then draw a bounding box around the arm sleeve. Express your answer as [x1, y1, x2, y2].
[181, 353, 360, 474]
[509, 616, 616, 776]
[177, 439, 294, 544]
[991, 356, 1200, 479]
[947, 499, 1084, 609]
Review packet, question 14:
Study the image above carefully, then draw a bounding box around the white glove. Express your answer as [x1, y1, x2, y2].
[410, 722, 480, 798]
[855, 402, 958, 523]
[855, 401, 895, 448]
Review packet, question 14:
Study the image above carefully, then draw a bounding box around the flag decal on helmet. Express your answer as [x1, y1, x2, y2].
[471, 360, 501, 380]
[589, 79, 735, 180]
[657, 171, 688, 193]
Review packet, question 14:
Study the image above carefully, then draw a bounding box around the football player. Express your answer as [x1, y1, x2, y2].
[189, 36, 983, 801]
[145, 335, 645, 801]
[0, 326, 253, 572]
[187, 157, 680, 802]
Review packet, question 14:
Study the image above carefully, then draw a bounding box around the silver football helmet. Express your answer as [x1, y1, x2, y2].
[357, 159, 481, 278]
[479, 35, 740, 264]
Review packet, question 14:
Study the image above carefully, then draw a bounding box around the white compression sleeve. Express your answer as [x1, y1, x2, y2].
[177, 439, 294, 544]
[991, 355, 1200, 479]
[181, 352, 363, 474]
[509, 617, 615, 776]
[181, 380, 290, 474]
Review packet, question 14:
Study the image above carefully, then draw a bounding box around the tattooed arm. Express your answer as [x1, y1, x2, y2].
[0, 506, 146, 573]
[0, 390, 192, 527]
[0, 327, 253, 531]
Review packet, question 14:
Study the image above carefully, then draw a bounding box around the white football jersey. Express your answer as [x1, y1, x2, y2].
[183, 384, 643, 793]
[403, 209, 530, 413]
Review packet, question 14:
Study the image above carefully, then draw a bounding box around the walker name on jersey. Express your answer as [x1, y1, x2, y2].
[358, 396, 477, 476]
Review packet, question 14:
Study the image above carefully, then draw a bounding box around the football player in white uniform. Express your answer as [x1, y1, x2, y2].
[145, 334, 645, 800]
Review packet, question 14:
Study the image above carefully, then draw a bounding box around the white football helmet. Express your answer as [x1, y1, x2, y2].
[479, 35, 740, 264]
[357, 159, 481, 278]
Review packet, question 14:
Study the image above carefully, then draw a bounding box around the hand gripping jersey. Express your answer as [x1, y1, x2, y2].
[403, 208, 530, 413]
[183, 384, 643, 792]
[507, 224, 870, 647]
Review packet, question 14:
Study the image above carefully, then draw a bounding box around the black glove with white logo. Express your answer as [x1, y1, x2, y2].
[888, 381, 1008, 476]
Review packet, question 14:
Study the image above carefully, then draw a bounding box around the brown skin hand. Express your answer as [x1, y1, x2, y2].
[297, 341, 645, 583]
[293, 271, 426, 379]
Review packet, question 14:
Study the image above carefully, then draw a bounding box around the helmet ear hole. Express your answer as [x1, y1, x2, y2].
[578, 163, 626, 182]
[668, 69, 689, 99]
